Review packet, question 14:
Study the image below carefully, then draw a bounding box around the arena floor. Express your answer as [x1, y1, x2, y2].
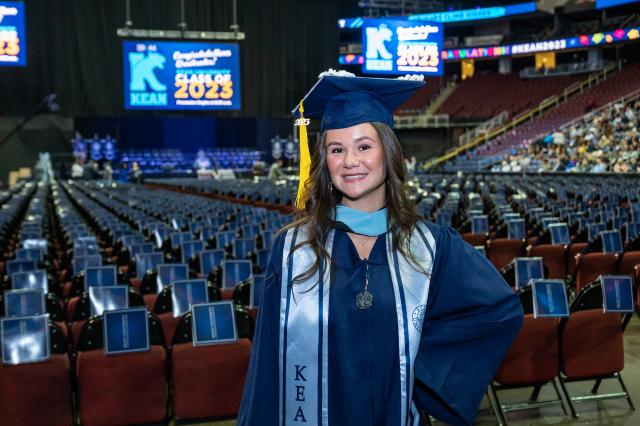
[186, 315, 640, 426]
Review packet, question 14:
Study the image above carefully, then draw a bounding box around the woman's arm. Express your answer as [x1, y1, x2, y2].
[414, 224, 524, 425]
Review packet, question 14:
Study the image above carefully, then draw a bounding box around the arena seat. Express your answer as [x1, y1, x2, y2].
[68, 287, 145, 346]
[461, 232, 487, 247]
[618, 251, 640, 277]
[566, 242, 587, 278]
[487, 238, 525, 270]
[574, 253, 618, 294]
[0, 323, 72, 426]
[153, 284, 221, 344]
[232, 279, 251, 307]
[558, 283, 635, 418]
[490, 315, 567, 424]
[75, 314, 169, 426]
[171, 312, 252, 421]
[437, 73, 581, 120]
[527, 244, 566, 279]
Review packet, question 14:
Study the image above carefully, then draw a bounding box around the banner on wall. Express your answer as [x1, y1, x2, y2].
[362, 18, 443, 75]
[0, 1, 26, 66]
[123, 40, 241, 110]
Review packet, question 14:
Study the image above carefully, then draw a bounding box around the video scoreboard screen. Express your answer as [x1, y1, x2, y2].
[123, 40, 241, 110]
[0, 1, 26, 66]
[362, 18, 443, 76]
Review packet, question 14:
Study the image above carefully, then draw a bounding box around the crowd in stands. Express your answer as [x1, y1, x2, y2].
[491, 98, 640, 173]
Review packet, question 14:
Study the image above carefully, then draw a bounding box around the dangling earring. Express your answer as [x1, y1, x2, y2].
[328, 181, 334, 192]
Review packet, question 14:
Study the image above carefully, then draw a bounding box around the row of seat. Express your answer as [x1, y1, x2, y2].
[491, 280, 637, 424]
[1, 180, 271, 425]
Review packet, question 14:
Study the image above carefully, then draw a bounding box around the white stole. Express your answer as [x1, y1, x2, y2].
[278, 223, 436, 426]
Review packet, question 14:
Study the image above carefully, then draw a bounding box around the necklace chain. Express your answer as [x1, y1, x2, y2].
[356, 261, 373, 309]
[364, 262, 369, 292]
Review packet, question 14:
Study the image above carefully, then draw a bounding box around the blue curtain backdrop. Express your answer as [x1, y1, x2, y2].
[74, 116, 291, 152]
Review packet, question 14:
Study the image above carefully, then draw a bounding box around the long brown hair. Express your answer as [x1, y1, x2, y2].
[283, 121, 423, 284]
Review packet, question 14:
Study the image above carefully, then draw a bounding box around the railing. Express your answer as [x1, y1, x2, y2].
[458, 111, 509, 146]
[394, 114, 450, 129]
[519, 60, 607, 79]
[426, 80, 457, 115]
[425, 61, 621, 169]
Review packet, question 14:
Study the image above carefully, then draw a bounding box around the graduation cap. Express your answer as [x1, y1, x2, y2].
[291, 71, 425, 208]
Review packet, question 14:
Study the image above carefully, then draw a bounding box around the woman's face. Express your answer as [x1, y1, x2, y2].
[325, 122, 386, 212]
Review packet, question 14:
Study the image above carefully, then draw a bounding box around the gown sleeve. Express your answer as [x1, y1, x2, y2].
[413, 224, 524, 425]
[237, 232, 287, 426]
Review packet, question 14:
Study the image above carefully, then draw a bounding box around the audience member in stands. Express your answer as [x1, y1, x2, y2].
[267, 158, 284, 182]
[239, 73, 523, 426]
[118, 162, 129, 182]
[405, 155, 417, 175]
[85, 160, 100, 180]
[71, 157, 84, 179]
[130, 161, 142, 183]
[490, 97, 640, 173]
[194, 149, 212, 170]
[103, 161, 113, 183]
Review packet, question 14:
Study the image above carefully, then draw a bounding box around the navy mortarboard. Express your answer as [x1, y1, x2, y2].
[291, 70, 425, 207]
[291, 70, 425, 131]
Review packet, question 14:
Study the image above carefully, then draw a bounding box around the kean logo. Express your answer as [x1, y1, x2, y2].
[365, 24, 393, 60]
[128, 51, 168, 106]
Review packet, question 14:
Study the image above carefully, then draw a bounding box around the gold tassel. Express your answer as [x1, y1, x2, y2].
[295, 101, 311, 209]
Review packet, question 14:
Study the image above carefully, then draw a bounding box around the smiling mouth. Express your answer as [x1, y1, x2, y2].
[342, 174, 367, 182]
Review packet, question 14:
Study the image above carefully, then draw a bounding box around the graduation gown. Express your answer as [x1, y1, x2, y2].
[238, 222, 523, 426]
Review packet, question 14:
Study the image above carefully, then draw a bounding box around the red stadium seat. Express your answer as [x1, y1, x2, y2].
[75, 315, 169, 426]
[461, 232, 487, 247]
[0, 324, 72, 426]
[574, 253, 618, 294]
[566, 242, 587, 278]
[527, 244, 566, 279]
[153, 284, 222, 344]
[487, 238, 524, 270]
[617, 251, 640, 277]
[558, 283, 635, 418]
[171, 313, 252, 421]
[143, 293, 158, 309]
[490, 315, 567, 423]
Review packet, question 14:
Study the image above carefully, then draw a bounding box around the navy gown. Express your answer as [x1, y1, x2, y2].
[238, 222, 523, 426]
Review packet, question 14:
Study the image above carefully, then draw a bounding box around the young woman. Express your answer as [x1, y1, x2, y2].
[238, 73, 523, 426]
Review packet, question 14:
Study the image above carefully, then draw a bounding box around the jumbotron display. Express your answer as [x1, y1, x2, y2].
[362, 18, 443, 76]
[122, 40, 241, 110]
[0, 1, 26, 66]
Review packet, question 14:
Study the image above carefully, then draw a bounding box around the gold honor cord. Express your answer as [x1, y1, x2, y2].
[295, 100, 311, 209]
